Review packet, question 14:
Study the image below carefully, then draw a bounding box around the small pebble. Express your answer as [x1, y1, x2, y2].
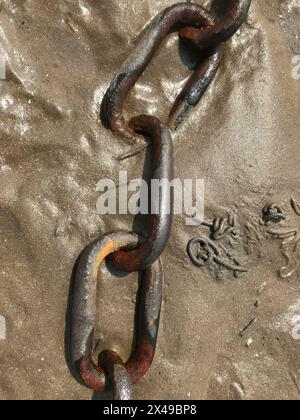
[246, 338, 253, 348]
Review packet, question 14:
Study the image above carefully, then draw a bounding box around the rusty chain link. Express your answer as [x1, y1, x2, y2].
[71, 1, 252, 400]
[72, 232, 163, 398]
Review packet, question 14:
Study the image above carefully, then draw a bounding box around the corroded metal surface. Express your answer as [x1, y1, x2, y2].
[101, 2, 222, 138]
[109, 116, 174, 272]
[99, 351, 133, 400]
[179, 0, 252, 50]
[72, 232, 163, 393]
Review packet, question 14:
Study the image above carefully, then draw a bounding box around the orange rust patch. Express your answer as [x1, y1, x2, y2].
[96, 241, 117, 266]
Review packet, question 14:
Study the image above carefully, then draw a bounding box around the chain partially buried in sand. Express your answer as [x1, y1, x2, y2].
[71, 1, 252, 400]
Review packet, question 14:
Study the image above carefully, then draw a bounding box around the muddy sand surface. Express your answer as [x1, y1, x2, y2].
[0, 0, 299, 400]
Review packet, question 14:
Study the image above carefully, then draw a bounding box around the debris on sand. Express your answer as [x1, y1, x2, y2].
[239, 318, 257, 337]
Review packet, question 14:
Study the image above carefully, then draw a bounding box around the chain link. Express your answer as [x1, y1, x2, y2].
[109, 115, 174, 273]
[72, 232, 163, 397]
[101, 2, 221, 140]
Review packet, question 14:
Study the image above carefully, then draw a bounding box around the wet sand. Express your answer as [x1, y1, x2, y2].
[0, 0, 299, 400]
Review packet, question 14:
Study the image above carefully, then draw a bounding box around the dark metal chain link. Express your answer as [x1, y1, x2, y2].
[71, 0, 252, 400]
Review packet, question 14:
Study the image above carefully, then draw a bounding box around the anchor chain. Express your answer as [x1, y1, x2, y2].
[71, 1, 252, 400]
